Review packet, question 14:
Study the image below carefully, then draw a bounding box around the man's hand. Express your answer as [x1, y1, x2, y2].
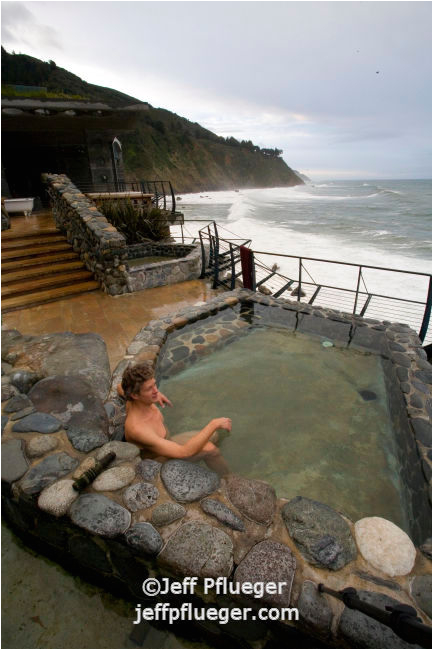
[213, 417, 232, 432]
[156, 391, 173, 408]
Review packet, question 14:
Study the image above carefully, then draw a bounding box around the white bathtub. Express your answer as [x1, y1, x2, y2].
[4, 198, 35, 216]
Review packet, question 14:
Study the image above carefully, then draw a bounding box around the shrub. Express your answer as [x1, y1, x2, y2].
[97, 199, 168, 244]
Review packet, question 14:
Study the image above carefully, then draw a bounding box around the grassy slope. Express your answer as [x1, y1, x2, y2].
[2, 49, 303, 193]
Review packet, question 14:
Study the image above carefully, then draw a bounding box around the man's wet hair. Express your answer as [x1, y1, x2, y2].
[121, 362, 154, 400]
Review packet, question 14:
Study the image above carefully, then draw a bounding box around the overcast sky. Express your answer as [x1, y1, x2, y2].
[2, 0, 431, 180]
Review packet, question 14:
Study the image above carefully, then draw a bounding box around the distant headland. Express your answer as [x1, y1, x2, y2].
[1, 48, 304, 193]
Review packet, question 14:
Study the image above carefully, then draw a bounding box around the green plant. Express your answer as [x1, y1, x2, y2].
[97, 199, 168, 244]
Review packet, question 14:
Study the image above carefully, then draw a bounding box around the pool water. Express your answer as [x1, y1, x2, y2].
[160, 327, 409, 531]
[128, 255, 177, 267]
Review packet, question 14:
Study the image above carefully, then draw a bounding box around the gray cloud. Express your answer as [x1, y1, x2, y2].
[1, 1, 430, 179]
[2, 1, 62, 50]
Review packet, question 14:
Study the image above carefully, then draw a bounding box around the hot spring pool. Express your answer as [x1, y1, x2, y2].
[159, 325, 409, 532]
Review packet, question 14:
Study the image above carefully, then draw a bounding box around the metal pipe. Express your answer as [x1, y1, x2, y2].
[318, 584, 431, 648]
[298, 258, 302, 301]
[419, 275, 432, 342]
[353, 266, 363, 315]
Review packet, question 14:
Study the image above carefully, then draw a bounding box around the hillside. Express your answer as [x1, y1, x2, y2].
[1, 49, 303, 193]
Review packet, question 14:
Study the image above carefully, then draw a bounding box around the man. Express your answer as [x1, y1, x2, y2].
[118, 362, 231, 475]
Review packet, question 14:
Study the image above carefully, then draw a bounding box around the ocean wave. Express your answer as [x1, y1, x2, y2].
[371, 230, 391, 237]
[377, 188, 404, 196]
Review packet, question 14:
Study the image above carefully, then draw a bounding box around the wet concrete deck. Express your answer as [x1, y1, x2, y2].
[3, 279, 219, 371]
[3, 211, 219, 370]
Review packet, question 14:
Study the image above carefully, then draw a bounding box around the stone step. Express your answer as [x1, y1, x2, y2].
[1, 226, 59, 240]
[1, 234, 67, 249]
[2, 251, 80, 271]
[2, 281, 100, 312]
[1, 270, 95, 297]
[2, 242, 72, 260]
[1, 260, 86, 282]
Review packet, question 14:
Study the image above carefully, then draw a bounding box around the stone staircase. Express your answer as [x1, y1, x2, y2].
[2, 222, 99, 312]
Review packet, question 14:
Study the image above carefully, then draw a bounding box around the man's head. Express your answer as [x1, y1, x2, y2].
[121, 363, 158, 404]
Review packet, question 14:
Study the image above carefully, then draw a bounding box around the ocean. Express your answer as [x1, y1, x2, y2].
[173, 179, 432, 341]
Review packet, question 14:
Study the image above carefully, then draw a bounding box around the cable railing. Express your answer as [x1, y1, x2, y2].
[190, 221, 431, 344]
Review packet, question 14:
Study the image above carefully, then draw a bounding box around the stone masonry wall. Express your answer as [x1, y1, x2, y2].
[44, 173, 129, 295]
[126, 243, 202, 292]
[44, 174, 202, 295]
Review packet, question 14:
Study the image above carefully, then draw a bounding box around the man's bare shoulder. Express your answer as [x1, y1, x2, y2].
[124, 407, 165, 447]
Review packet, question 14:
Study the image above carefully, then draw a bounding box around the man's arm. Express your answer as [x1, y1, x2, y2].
[128, 418, 231, 458]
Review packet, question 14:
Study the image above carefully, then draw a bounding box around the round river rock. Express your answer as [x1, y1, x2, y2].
[26, 435, 59, 458]
[234, 539, 296, 608]
[158, 521, 233, 577]
[354, 517, 416, 577]
[12, 412, 62, 434]
[125, 523, 162, 555]
[136, 459, 161, 481]
[69, 493, 131, 537]
[200, 498, 245, 531]
[38, 479, 78, 517]
[1, 439, 29, 483]
[20, 452, 79, 495]
[151, 502, 186, 527]
[122, 482, 159, 511]
[92, 465, 135, 492]
[95, 441, 139, 463]
[160, 460, 220, 502]
[282, 496, 357, 570]
[225, 474, 276, 525]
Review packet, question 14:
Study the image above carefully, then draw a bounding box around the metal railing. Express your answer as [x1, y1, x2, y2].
[74, 179, 177, 214]
[251, 250, 432, 343]
[188, 221, 431, 343]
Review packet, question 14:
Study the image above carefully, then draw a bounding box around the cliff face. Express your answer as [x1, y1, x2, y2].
[121, 109, 303, 193]
[2, 49, 303, 193]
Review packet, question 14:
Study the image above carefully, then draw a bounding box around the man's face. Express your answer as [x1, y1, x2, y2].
[132, 378, 158, 405]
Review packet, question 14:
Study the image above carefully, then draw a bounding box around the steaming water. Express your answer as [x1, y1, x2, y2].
[173, 179, 432, 340]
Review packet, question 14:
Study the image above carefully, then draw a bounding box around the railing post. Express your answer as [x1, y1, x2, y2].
[199, 230, 206, 278]
[168, 181, 176, 214]
[212, 222, 220, 289]
[353, 266, 363, 315]
[207, 225, 213, 268]
[298, 258, 302, 301]
[240, 246, 256, 290]
[162, 181, 167, 211]
[419, 276, 432, 343]
[251, 252, 256, 291]
[229, 243, 235, 290]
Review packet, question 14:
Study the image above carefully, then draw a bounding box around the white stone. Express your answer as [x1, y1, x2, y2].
[95, 441, 140, 463]
[354, 516, 416, 577]
[92, 464, 135, 491]
[38, 479, 78, 517]
[26, 435, 59, 458]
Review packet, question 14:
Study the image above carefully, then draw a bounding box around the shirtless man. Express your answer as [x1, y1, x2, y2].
[118, 362, 231, 475]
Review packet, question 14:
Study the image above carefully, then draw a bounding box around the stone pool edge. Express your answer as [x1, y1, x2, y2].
[110, 288, 431, 528]
[1, 289, 431, 648]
